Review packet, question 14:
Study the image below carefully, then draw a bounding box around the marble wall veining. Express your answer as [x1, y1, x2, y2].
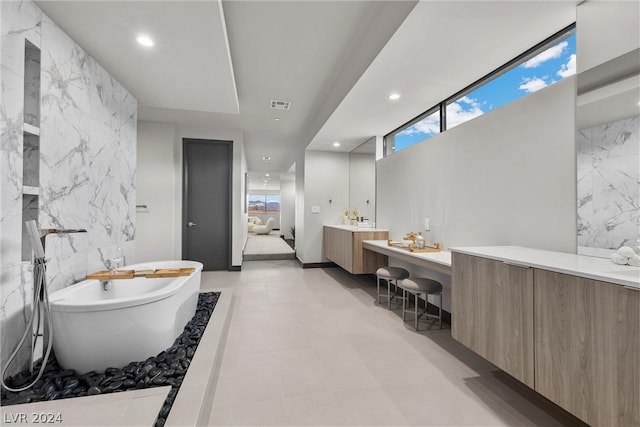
[0, 0, 137, 375]
[577, 115, 640, 256]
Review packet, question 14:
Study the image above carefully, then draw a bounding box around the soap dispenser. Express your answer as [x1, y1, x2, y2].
[415, 232, 425, 249]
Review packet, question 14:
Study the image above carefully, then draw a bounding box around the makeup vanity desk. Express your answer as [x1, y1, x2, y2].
[361, 239, 452, 276]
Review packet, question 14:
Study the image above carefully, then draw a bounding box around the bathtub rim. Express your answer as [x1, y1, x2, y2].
[49, 260, 203, 313]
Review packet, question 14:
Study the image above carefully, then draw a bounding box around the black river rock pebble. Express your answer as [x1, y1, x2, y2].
[1, 292, 219, 427]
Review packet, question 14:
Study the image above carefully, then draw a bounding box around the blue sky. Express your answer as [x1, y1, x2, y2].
[393, 32, 576, 151]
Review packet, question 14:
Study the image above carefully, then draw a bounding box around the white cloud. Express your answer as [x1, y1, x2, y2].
[557, 53, 576, 78]
[519, 77, 549, 93]
[398, 112, 440, 137]
[446, 97, 485, 129]
[523, 41, 568, 68]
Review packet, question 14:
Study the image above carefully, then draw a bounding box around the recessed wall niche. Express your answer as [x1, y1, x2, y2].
[21, 39, 41, 261]
[23, 40, 40, 126]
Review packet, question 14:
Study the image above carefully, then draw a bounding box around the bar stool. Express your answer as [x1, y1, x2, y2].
[375, 267, 409, 309]
[398, 277, 443, 330]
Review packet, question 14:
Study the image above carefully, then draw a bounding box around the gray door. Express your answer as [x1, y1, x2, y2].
[183, 139, 232, 270]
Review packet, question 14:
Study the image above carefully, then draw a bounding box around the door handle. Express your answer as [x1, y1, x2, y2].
[187, 221, 197, 227]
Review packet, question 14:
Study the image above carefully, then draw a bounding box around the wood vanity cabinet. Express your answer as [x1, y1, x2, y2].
[323, 226, 388, 274]
[452, 250, 640, 427]
[534, 269, 640, 427]
[451, 252, 535, 387]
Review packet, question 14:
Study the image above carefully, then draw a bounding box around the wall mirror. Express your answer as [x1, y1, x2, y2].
[576, 49, 640, 257]
[349, 137, 376, 224]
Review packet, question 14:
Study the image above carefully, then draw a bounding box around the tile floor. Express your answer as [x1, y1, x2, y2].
[201, 260, 585, 427]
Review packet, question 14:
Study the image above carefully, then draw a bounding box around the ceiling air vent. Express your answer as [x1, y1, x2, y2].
[270, 100, 291, 110]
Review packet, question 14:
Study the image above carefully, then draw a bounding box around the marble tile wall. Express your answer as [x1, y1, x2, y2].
[0, 0, 136, 375]
[577, 115, 640, 256]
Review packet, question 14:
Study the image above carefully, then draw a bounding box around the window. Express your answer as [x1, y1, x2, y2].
[446, 28, 576, 130]
[385, 107, 440, 156]
[384, 24, 576, 155]
[248, 194, 280, 214]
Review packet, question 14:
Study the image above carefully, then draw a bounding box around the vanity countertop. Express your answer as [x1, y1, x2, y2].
[451, 246, 640, 289]
[324, 224, 389, 233]
[362, 240, 452, 276]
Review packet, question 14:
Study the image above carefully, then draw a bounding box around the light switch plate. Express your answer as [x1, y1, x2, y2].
[424, 218, 430, 231]
[311, 205, 320, 214]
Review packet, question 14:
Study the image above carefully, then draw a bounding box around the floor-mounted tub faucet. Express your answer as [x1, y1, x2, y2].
[38, 228, 87, 257]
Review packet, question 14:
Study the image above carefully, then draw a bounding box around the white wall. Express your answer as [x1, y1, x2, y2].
[136, 121, 247, 268]
[280, 171, 296, 240]
[136, 122, 177, 262]
[577, 1, 640, 73]
[302, 151, 350, 263]
[295, 151, 306, 262]
[377, 77, 576, 311]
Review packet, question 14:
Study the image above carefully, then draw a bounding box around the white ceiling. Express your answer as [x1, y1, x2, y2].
[34, 1, 580, 175]
[247, 172, 280, 192]
[36, 0, 239, 114]
[308, 1, 578, 152]
[36, 0, 416, 173]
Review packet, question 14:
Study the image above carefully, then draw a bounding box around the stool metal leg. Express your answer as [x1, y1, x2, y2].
[438, 293, 442, 328]
[377, 276, 381, 304]
[414, 293, 419, 330]
[387, 279, 392, 309]
[402, 289, 406, 321]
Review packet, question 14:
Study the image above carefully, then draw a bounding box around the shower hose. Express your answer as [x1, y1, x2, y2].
[1, 257, 54, 392]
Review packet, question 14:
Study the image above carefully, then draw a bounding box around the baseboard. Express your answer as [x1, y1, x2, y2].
[243, 253, 295, 261]
[296, 258, 337, 269]
[229, 265, 241, 271]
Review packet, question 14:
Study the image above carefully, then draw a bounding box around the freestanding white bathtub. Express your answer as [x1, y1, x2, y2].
[49, 260, 203, 375]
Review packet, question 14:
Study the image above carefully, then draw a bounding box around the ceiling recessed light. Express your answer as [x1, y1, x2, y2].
[262, 156, 271, 162]
[136, 35, 154, 47]
[388, 93, 401, 100]
[274, 117, 280, 121]
[333, 142, 341, 147]
[265, 173, 270, 177]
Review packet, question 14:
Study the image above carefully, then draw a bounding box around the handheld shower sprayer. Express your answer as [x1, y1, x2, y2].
[24, 220, 45, 259]
[1, 221, 86, 393]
